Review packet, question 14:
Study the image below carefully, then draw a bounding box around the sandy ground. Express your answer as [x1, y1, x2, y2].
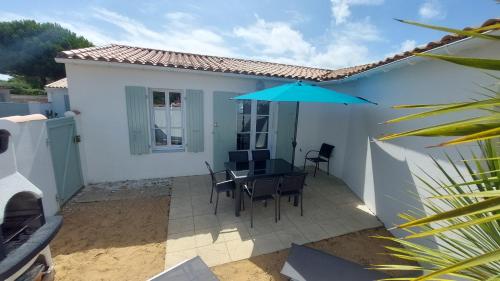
[51, 188, 410, 281]
[212, 227, 413, 281]
[51, 196, 169, 281]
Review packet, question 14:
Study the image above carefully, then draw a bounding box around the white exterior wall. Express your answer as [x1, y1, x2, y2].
[65, 63, 289, 183]
[0, 119, 60, 216]
[323, 40, 498, 236]
[47, 88, 69, 117]
[293, 83, 354, 178]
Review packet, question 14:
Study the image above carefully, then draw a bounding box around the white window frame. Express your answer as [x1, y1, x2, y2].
[149, 88, 186, 152]
[236, 100, 276, 155]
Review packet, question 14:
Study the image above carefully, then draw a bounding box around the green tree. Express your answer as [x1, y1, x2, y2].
[0, 20, 93, 89]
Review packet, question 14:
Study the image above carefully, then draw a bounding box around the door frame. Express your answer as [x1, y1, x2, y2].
[235, 100, 277, 157]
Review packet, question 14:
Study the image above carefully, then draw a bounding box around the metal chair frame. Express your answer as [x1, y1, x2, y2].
[303, 143, 334, 176]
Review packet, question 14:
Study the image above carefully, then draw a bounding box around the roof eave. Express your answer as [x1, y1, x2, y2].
[55, 57, 320, 83]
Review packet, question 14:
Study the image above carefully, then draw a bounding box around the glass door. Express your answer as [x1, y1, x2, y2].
[236, 100, 273, 157]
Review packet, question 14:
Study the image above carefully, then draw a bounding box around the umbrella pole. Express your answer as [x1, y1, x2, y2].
[291, 101, 299, 168]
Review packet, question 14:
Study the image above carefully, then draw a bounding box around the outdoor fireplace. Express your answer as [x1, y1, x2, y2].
[0, 127, 62, 281]
[1, 192, 45, 258]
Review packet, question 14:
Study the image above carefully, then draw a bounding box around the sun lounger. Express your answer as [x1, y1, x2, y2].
[281, 243, 389, 281]
[148, 256, 219, 281]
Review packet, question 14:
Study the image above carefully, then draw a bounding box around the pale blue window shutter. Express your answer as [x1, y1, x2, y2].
[125, 86, 150, 155]
[186, 89, 204, 152]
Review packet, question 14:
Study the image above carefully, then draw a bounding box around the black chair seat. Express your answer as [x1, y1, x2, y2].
[242, 177, 280, 227]
[216, 180, 235, 192]
[243, 186, 275, 201]
[279, 189, 300, 196]
[205, 161, 236, 215]
[305, 157, 327, 163]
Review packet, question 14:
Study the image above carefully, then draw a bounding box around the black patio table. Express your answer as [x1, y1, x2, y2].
[224, 158, 302, 217]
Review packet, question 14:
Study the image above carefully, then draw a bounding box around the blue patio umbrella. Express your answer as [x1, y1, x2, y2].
[233, 81, 376, 167]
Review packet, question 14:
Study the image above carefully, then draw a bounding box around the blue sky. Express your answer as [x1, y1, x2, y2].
[1, 0, 498, 72]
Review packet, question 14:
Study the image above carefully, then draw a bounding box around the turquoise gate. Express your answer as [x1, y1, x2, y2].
[46, 117, 84, 204]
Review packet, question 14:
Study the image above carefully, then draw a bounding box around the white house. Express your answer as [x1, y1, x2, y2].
[55, 19, 499, 234]
[45, 78, 70, 118]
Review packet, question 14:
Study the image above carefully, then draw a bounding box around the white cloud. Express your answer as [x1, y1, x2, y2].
[384, 39, 417, 59]
[234, 17, 315, 60]
[310, 38, 371, 69]
[233, 15, 381, 69]
[58, 21, 111, 45]
[89, 8, 235, 57]
[340, 18, 382, 42]
[399, 39, 417, 52]
[330, 0, 384, 25]
[164, 11, 196, 23]
[419, 0, 446, 20]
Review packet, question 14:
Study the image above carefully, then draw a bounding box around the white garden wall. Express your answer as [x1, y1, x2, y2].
[0, 118, 60, 216]
[323, 39, 498, 236]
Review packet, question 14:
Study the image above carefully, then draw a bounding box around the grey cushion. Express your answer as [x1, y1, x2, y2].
[281, 244, 389, 281]
[148, 256, 219, 281]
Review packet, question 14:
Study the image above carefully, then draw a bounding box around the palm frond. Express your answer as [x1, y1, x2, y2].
[414, 53, 500, 71]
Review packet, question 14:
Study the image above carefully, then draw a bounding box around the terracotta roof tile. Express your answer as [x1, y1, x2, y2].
[45, 78, 67, 89]
[57, 44, 332, 81]
[57, 18, 499, 82]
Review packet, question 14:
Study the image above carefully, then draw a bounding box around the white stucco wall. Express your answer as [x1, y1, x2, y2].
[294, 100, 353, 178]
[66, 63, 353, 183]
[0, 119, 60, 216]
[65, 63, 299, 183]
[47, 88, 69, 118]
[323, 39, 499, 236]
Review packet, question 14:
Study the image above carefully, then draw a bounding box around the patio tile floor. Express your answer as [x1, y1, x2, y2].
[165, 167, 383, 268]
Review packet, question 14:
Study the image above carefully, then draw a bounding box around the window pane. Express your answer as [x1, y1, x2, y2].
[170, 92, 182, 128]
[238, 101, 251, 114]
[169, 92, 182, 108]
[237, 134, 250, 150]
[154, 107, 167, 127]
[256, 116, 268, 132]
[155, 128, 169, 146]
[257, 101, 270, 115]
[153, 91, 165, 106]
[171, 128, 183, 145]
[237, 114, 251, 133]
[170, 106, 182, 127]
[255, 133, 268, 149]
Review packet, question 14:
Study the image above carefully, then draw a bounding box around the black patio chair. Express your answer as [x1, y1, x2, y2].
[228, 150, 249, 162]
[205, 161, 235, 215]
[277, 172, 307, 220]
[242, 176, 280, 227]
[252, 149, 270, 161]
[303, 143, 335, 177]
